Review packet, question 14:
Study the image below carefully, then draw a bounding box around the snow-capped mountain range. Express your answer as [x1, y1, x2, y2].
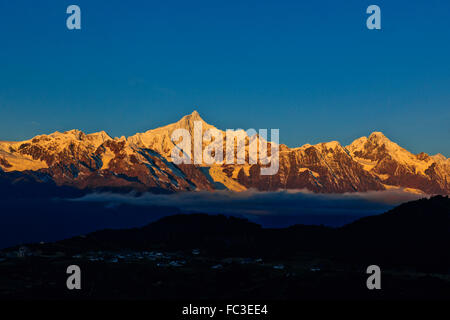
[0, 111, 448, 194]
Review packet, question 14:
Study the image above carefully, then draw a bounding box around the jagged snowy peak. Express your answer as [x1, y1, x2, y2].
[347, 131, 435, 172]
[127, 111, 273, 166]
[127, 110, 219, 158]
[0, 129, 114, 172]
[354, 131, 446, 167]
[346, 131, 449, 194]
[348, 132, 410, 160]
[431, 153, 449, 164]
[1, 129, 112, 151]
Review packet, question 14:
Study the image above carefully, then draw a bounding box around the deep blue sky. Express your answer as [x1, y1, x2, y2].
[0, 0, 449, 155]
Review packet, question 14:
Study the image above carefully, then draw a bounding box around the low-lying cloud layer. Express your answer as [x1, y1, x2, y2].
[0, 189, 426, 248]
[74, 189, 425, 227]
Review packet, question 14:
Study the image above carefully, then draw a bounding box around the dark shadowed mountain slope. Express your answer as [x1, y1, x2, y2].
[337, 195, 450, 271]
[1, 196, 449, 301]
[15, 196, 449, 272]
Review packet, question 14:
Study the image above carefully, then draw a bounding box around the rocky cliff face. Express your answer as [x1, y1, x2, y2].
[0, 112, 448, 194]
[234, 141, 386, 192]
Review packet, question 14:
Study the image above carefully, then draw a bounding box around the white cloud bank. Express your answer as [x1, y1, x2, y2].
[72, 189, 426, 227]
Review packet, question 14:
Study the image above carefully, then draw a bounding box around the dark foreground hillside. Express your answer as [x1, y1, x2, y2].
[0, 196, 449, 300]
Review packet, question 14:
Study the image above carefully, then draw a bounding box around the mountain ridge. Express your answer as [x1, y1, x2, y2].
[0, 111, 448, 194]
